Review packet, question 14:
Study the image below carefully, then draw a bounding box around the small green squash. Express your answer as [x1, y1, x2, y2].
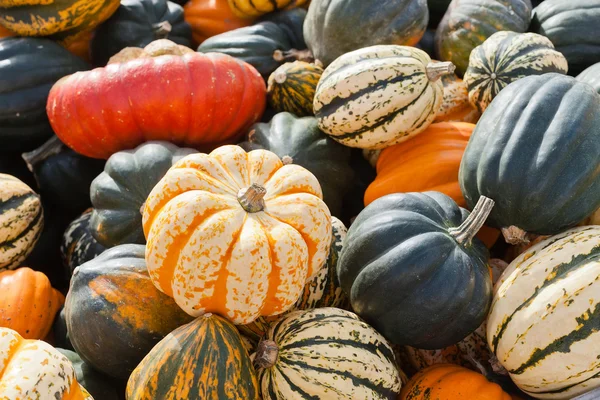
[577, 62, 600, 94]
[267, 61, 323, 117]
[60, 210, 106, 276]
[464, 31, 568, 113]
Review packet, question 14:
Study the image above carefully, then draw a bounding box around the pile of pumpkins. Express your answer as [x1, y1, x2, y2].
[0, 0, 599, 399]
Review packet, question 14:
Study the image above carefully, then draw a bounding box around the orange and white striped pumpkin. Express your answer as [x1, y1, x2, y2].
[0, 327, 92, 399]
[142, 145, 332, 325]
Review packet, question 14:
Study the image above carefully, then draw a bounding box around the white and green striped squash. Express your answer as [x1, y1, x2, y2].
[313, 45, 455, 150]
[487, 226, 600, 399]
[254, 307, 402, 399]
[464, 31, 569, 113]
[0, 174, 43, 270]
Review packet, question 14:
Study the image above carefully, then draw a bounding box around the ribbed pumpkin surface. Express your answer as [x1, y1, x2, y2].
[228, 0, 307, 18]
[488, 226, 600, 399]
[577, 62, 600, 94]
[267, 61, 322, 117]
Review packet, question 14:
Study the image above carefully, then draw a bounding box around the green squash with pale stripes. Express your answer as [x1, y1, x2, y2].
[0, 173, 43, 271]
[487, 226, 600, 399]
[254, 307, 402, 399]
[464, 31, 568, 113]
[314, 45, 455, 150]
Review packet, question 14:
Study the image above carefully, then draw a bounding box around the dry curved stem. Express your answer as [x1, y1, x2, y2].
[273, 48, 314, 63]
[254, 340, 279, 369]
[22, 135, 65, 173]
[501, 225, 530, 245]
[152, 21, 172, 39]
[449, 196, 495, 245]
[426, 61, 456, 81]
[238, 183, 267, 213]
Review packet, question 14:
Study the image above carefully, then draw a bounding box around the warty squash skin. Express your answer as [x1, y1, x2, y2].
[314, 45, 455, 150]
[127, 313, 260, 400]
[184, 0, 253, 44]
[142, 145, 332, 325]
[576, 62, 600, 94]
[267, 61, 323, 117]
[228, 0, 308, 18]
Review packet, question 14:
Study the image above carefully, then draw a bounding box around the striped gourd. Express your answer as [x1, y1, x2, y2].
[267, 61, 323, 117]
[127, 314, 259, 399]
[228, 0, 307, 18]
[435, 63, 480, 123]
[487, 226, 600, 399]
[464, 31, 569, 113]
[313, 45, 455, 150]
[0, 174, 43, 271]
[254, 307, 402, 399]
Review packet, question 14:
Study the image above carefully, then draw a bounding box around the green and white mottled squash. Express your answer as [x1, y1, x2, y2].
[314, 45, 455, 149]
[577, 62, 600, 94]
[254, 307, 402, 399]
[464, 31, 568, 113]
[60, 209, 106, 276]
[267, 61, 323, 117]
[488, 226, 600, 399]
[0, 173, 43, 271]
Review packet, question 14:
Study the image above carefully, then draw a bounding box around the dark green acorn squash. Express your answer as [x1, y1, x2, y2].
[90, 141, 195, 248]
[577, 62, 600, 94]
[61, 210, 106, 276]
[240, 112, 353, 216]
[259, 8, 306, 50]
[90, 0, 193, 66]
[459, 73, 600, 244]
[337, 191, 493, 349]
[341, 149, 377, 227]
[53, 307, 73, 351]
[435, 0, 533, 76]
[0, 37, 89, 153]
[304, 0, 428, 67]
[65, 244, 194, 379]
[531, 0, 600, 76]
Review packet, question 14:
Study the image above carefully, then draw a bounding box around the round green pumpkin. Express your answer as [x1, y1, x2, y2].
[577, 62, 600, 94]
[337, 191, 493, 349]
[60, 209, 106, 276]
[459, 73, 600, 244]
[90, 141, 195, 248]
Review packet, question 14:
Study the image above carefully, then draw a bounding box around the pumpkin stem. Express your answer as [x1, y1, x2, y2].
[152, 21, 172, 39]
[21, 135, 65, 173]
[238, 183, 267, 213]
[426, 62, 456, 81]
[449, 196, 495, 245]
[501, 226, 530, 245]
[274, 70, 288, 84]
[273, 48, 314, 63]
[281, 155, 293, 165]
[255, 340, 278, 369]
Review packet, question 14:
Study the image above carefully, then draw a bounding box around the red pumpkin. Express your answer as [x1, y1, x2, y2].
[47, 51, 266, 159]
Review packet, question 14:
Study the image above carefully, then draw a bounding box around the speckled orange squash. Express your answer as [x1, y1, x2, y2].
[142, 144, 332, 325]
[184, 0, 253, 44]
[0, 327, 92, 399]
[400, 364, 511, 400]
[434, 63, 480, 123]
[0, 267, 64, 340]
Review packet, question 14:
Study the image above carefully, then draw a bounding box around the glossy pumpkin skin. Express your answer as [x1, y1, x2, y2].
[90, 141, 195, 247]
[259, 7, 306, 50]
[304, 0, 428, 67]
[0, 0, 119, 45]
[0, 25, 10, 38]
[127, 314, 260, 399]
[143, 145, 332, 324]
[60, 210, 107, 276]
[0, 38, 90, 153]
[488, 226, 600, 399]
[47, 52, 265, 159]
[267, 61, 322, 117]
[53, 307, 74, 351]
[241, 112, 353, 216]
[400, 364, 511, 400]
[65, 244, 193, 379]
[229, 0, 307, 18]
[184, 0, 253, 45]
[0, 174, 44, 271]
[338, 191, 492, 349]
[0, 328, 92, 400]
[434, 0, 533, 76]
[464, 31, 568, 113]
[577, 62, 600, 94]
[0, 267, 64, 340]
[91, 0, 193, 66]
[435, 64, 480, 123]
[459, 74, 600, 239]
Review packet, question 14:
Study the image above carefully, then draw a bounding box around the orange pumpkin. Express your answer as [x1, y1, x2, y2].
[63, 31, 92, 63]
[0, 267, 64, 340]
[400, 364, 511, 400]
[0, 25, 12, 38]
[184, 0, 254, 45]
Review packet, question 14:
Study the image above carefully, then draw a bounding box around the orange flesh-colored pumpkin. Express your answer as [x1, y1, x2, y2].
[63, 31, 92, 63]
[0, 26, 12, 38]
[184, 0, 254, 45]
[400, 364, 511, 400]
[0, 267, 64, 340]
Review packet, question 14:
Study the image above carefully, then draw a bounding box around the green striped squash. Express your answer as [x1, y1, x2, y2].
[0, 173, 43, 270]
[254, 307, 402, 399]
[127, 313, 260, 399]
[487, 226, 600, 399]
[267, 61, 323, 117]
[464, 31, 569, 113]
[313, 45, 455, 149]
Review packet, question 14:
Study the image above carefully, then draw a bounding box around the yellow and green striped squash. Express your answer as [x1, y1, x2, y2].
[487, 226, 600, 399]
[267, 61, 323, 117]
[127, 313, 260, 399]
[254, 307, 402, 399]
[228, 0, 307, 18]
[314, 45, 455, 150]
[0, 173, 43, 271]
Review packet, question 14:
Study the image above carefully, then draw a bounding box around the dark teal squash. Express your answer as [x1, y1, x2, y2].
[60, 210, 107, 276]
[459, 73, 600, 244]
[0, 37, 89, 153]
[530, 0, 600, 76]
[90, 0, 193, 66]
[240, 112, 353, 216]
[340, 149, 376, 227]
[304, 0, 428, 66]
[53, 307, 73, 351]
[337, 191, 493, 349]
[259, 7, 306, 50]
[577, 62, 600, 94]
